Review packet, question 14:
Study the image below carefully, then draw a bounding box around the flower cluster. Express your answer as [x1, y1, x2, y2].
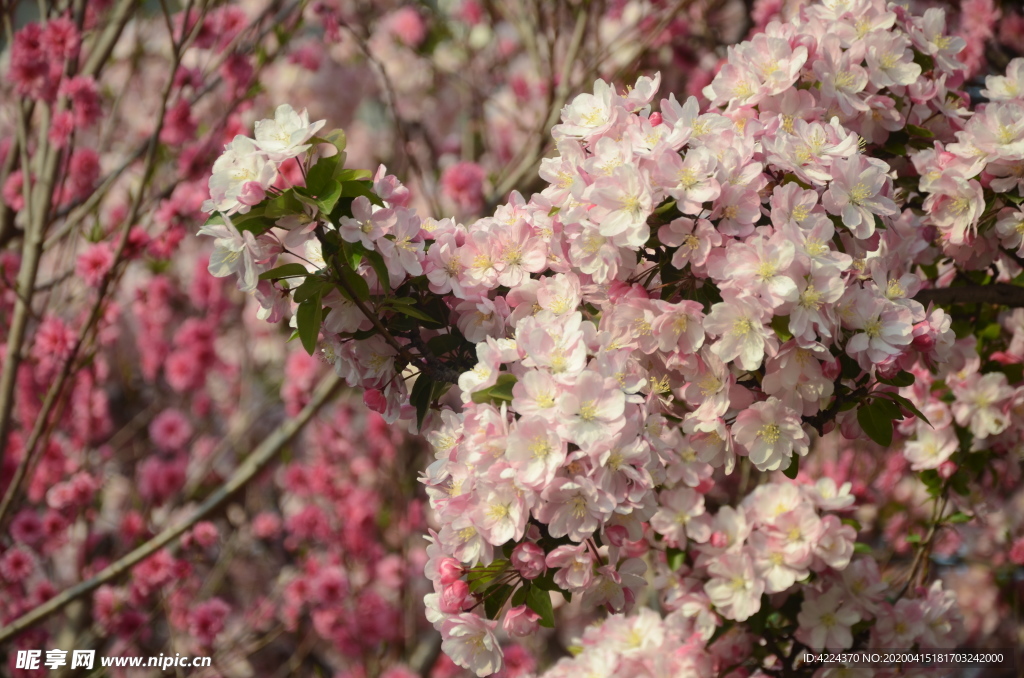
[195, 0, 1024, 675]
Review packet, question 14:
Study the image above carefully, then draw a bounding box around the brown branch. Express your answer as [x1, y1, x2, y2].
[0, 371, 343, 646]
[914, 283, 1024, 307]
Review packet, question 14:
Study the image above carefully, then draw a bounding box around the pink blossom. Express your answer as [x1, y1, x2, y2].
[149, 408, 193, 451]
[76, 242, 115, 287]
[189, 598, 231, 646]
[442, 161, 487, 213]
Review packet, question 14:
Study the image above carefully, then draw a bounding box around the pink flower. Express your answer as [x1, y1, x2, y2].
[442, 161, 487, 213]
[0, 546, 36, 582]
[41, 16, 79, 59]
[795, 586, 861, 650]
[822, 155, 898, 238]
[188, 598, 230, 647]
[703, 293, 777, 371]
[502, 604, 540, 637]
[732, 397, 809, 473]
[76, 242, 115, 287]
[510, 542, 546, 580]
[545, 543, 595, 590]
[440, 614, 503, 677]
[382, 7, 427, 48]
[149, 408, 193, 451]
[703, 551, 764, 622]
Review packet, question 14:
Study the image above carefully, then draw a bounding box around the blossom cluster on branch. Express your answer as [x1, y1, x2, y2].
[197, 0, 1024, 675]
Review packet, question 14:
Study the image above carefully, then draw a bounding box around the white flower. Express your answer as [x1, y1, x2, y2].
[440, 614, 503, 677]
[197, 213, 268, 292]
[203, 135, 277, 215]
[253, 104, 326, 161]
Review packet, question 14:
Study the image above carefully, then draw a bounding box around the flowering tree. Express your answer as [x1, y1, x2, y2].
[1, 2, 765, 677]
[191, 0, 1024, 676]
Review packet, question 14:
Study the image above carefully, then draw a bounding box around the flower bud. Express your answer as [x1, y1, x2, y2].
[437, 557, 463, 585]
[937, 460, 957, 479]
[511, 542, 546, 580]
[649, 112, 663, 126]
[439, 580, 469, 613]
[709, 531, 728, 549]
[822, 357, 842, 380]
[363, 389, 387, 413]
[238, 181, 267, 206]
[604, 524, 629, 547]
[502, 604, 540, 637]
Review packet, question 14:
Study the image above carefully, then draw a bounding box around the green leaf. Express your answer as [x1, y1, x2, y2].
[388, 302, 437, 323]
[782, 453, 799, 479]
[871, 396, 904, 421]
[296, 295, 323, 355]
[428, 332, 466, 357]
[905, 533, 922, 544]
[946, 512, 972, 524]
[906, 124, 934, 138]
[470, 373, 518, 404]
[857, 401, 894, 447]
[666, 547, 685, 572]
[259, 263, 310, 281]
[467, 560, 509, 593]
[315, 179, 343, 214]
[340, 180, 385, 207]
[335, 168, 372, 182]
[484, 583, 515, 619]
[306, 156, 338, 196]
[876, 370, 915, 388]
[338, 266, 370, 302]
[525, 584, 555, 628]
[853, 542, 872, 554]
[884, 393, 932, 426]
[410, 374, 434, 430]
[362, 248, 392, 294]
[511, 584, 530, 608]
[339, 240, 366, 270]
[265, 190, 306, 219]
[772, 315, 793, 342]
[293, 276, 326, 303]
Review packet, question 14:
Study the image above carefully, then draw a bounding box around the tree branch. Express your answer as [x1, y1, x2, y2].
[0, 372, 343, 646]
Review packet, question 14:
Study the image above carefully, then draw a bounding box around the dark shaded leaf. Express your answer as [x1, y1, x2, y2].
[857, 401, 893, 447]
[259, 263, 309, 281]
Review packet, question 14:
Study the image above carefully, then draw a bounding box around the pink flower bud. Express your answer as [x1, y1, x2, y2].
[604, 524, 629, 547]
[511, 542, 546, 580]
[437, 557, 463, 585]
[694, 478, 715, 494]
[649, 112, 663, 126]
[502, 604, 540, 637]
[622, 538, 649, 559]
[822, 357, 842, 380]
[238, 181, 267, 206]
[1010, 537, 1024, 566]
[876, 362, 901, 381]
[938, 460, 957, 479]
[363, 389, 387, 413]
[710, 531, 728, 549]
[439, 580, 469, 613]
[911, 330, 935, 352]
